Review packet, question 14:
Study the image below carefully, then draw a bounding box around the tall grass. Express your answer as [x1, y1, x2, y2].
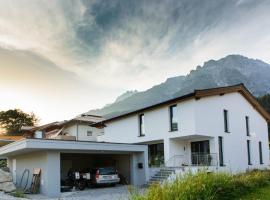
[130, 170, 270, 200]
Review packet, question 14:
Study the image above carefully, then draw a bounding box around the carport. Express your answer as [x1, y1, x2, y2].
[61, 153, 131, 184]
[0, 139, 149, 197]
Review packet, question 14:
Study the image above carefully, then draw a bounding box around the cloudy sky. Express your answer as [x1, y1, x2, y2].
[0, 0, 270, 124]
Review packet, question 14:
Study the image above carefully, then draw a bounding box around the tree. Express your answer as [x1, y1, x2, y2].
[257, 94, 270, 140]
[257, 94, 270, 113]
[0, 109, 39, 135]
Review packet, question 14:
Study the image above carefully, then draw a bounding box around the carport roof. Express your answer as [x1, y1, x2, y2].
[0, 139, 148, 157]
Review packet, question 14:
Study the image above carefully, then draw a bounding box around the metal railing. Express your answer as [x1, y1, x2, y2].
[164, 155, 186, 168]
[190, 153, 218, 166]
[150, 153, 218, 183]
[164, 153, 218, 168]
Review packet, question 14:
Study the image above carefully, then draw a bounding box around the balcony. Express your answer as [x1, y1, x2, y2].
[165, 153, 218, 168]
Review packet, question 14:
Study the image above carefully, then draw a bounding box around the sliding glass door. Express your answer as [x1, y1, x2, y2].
[191, 140, 210, 165]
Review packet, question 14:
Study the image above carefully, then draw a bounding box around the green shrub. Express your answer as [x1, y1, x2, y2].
[130, 170, 270, 200]
[10, 190, 27, 198]
[0, 159, 7, 168]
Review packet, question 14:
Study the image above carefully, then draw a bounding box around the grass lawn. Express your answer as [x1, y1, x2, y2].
[240, 185, 270, 200]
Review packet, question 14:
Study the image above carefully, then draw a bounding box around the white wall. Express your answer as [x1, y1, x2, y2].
[64, 123, 104, 141]
[101, 99, 197, 144]
[195, 93, 269, 172]
[8, 151, 60, 197]
[101, 92, 269, 173]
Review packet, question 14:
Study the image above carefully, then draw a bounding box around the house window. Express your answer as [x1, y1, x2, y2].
[148, 143, 164, 167]
[245, 116, 250, 136]
[169, 105, 178, 131]
[87, 131, 93, 136]
[259, 141, 263, 164]
[218, 136, 224, 166]
[139, 114, 145, 136]
[247, 140, 252, 165]
[223, 109, 229, 133]
[34, 131, 43, 139]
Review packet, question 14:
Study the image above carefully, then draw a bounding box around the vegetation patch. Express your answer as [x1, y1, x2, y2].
[239, 184, 270, 200]
[10, 190, 27, 198]
[130, 170, 270, 200]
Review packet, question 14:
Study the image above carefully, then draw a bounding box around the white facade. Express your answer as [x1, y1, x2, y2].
[33, 122, 104, 141]
[63, 123, 104, 141]
[99, 92, 269, 173]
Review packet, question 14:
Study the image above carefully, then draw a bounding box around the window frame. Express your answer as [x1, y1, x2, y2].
[218, 136, 224, 166]
[139, 114, 145, 137]
[223, 109, 229, 133]
[87, 130, 93, 136]
[259, 141, 263, 164]
[245, 116, 250, 136]
[169, 105, 178, 132]
[247, 140, 252, 165]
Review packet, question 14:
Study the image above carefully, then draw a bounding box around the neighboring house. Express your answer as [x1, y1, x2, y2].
[98, 84, 270, 174]
[25, 115, 105, 141]
[0, 84, 269, 197]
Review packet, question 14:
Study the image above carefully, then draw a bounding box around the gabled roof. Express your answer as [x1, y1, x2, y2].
[29, 121, 67, 132]
[29, 115, 105, 132]
[20, 126, 36, 131]
[100, 84, 270, 123]
[71, 114, 104, 124]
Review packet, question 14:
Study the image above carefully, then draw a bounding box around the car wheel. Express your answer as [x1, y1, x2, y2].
[78, 181, 86, 190]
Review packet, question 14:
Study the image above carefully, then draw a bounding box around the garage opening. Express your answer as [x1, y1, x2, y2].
[60, 153, 131, 191]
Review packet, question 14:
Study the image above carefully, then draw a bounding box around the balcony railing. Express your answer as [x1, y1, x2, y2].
[165, 153, 218, 168]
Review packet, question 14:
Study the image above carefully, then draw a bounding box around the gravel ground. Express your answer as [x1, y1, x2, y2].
[0, 185, 143, 200]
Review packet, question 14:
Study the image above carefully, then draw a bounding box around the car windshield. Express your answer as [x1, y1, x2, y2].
[99, 167, 116, 175]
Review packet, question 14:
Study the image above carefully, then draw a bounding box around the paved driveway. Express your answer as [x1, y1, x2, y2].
[36, 185, 143, 200]
[0, 185, 142, 200]
[57, 185, 132, 200]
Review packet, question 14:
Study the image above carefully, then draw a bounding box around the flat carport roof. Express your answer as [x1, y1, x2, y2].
[1, 139, 149, 198]
[0, 139, 148, 156]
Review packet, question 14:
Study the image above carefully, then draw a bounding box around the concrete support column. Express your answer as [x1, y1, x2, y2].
[163, 138, 170, 165]
[45, 151, 60, 197]
[130, 147, 149, 185]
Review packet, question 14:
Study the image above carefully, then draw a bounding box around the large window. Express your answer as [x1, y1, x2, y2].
[247, 140, 252, 165]
[169, 105, 178, 131]
[148, 143, 164, 167]
[139, 114, 145, 136]
[219, 136, 224, 166]
[259, 141, 263, 164]
[223, 109, 229, 133]
[245, 116, 250, 136]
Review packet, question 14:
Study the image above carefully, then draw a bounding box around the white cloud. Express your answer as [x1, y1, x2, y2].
[0, 0, 270, 122]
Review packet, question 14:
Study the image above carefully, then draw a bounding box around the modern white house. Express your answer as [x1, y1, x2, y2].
[0, 84, 269, 197]
[98, 84, 270, 176]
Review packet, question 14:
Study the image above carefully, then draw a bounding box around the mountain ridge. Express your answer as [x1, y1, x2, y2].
[85, 55, 270, 118]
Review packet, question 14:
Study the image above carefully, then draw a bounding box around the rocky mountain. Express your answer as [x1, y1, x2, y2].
[86, 55, 270, 118]
[114, 90, 138, 103]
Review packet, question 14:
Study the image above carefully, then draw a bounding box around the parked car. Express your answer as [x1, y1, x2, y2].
[90, 167, 120, 186]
